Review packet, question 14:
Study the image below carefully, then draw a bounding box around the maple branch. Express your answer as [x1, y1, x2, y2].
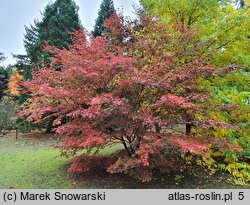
[120, 135, 132, 156]
[200, 24, 237, 56]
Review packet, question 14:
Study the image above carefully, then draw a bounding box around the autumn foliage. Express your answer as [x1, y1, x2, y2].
[18, 14, 242, 181]
[8, 72, 23, 96]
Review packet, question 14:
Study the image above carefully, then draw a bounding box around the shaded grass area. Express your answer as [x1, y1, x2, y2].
[73, 169, 247, 189]
[0, 132, 249, 189]
[0, 131, 59, 152]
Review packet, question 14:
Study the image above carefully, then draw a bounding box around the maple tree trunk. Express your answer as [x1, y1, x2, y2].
[121, 135, 137, 156]
[155, 123, 161, 133]
[122, 140, 132, 156]
[46, 117, 56, 133]
[15, 129, 18, 139]
[186, 123, 192, 135]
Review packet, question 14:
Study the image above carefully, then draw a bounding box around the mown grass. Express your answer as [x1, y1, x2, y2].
[0, 149, 73, 189]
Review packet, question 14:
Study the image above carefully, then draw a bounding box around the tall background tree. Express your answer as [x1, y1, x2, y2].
[0, 53, 8, 100]
[0, 52, 6, 62]
[139, 0, 250, 183]
[15, 0, 83, 78]
[93, 0, 115, 37]
[0, 68, 8, 100]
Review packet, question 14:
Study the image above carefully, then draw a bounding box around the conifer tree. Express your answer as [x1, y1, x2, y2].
[0, 52, 6, 62]
[17, 0, 82, 70]
[0, 67, 8, 100]
[93, 0, 115, 37]
[0, 53, 7, 100]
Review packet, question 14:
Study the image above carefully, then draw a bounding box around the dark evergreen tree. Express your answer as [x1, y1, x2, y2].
[13, 54, 32, 80]
[23, 21, 39, 69]
[0, 53, 7, 100]
[0, 67, 8, 100]
[0, 52, 6, 62]
[17, 0, 82, 70]
[93, 0, 115, 37]
[33, 0, 82, 66]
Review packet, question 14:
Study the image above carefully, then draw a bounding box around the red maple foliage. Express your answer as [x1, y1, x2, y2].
[18, 15, 237, 181]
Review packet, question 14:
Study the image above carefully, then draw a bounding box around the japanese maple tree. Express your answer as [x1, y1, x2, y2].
[19, 15, 239, 181]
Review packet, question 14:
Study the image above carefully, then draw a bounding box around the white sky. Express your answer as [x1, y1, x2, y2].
[0, 0, 140, 66]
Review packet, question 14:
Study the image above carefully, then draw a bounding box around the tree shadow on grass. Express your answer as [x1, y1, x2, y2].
[70, 167, 249, 189]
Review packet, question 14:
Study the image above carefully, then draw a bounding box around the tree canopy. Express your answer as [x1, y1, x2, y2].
[18, 14, 245, 181]
[0, 67, 8, 100]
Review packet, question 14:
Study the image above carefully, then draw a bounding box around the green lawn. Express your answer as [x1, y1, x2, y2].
[0, 132, 72, 189]
[0, 149, 73, 189]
